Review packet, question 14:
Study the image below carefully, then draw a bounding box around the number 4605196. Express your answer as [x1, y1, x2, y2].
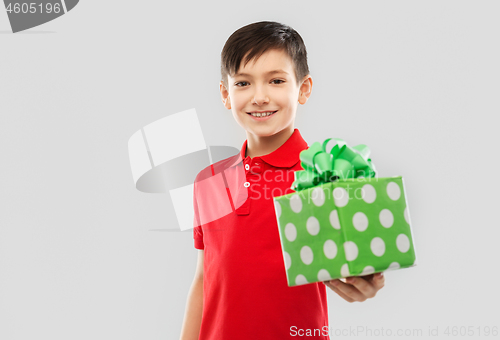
[6, 3, 61, 14]
[444, 326, 498, 337]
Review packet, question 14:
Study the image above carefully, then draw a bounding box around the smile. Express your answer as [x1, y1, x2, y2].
[247, 110, 278, 119]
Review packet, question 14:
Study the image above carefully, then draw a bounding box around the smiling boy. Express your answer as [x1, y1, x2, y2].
[180, 21, 385, 340]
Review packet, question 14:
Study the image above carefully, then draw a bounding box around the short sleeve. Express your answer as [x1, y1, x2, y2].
[192, 180, 204, 249]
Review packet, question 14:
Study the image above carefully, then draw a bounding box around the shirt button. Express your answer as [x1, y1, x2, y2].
[244, 182, 250, 187]
[245, 164, 250, 170]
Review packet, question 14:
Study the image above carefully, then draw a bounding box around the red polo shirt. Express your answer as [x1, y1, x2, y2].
[192, 128, 329, 339]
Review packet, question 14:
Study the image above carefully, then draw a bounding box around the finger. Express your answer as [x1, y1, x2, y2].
[373, 272, 385, 289]
[323, 281, 355, 302]
[351, 273, 385, 296]
[364, 272, 384, 285]
[327, 279, 365, 301]
[324, 280, 350, 295]
[345, 276, 377, 299]
[361, 274, 375, 282]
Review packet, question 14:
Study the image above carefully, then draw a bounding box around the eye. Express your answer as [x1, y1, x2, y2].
[235, 79, 284, 87]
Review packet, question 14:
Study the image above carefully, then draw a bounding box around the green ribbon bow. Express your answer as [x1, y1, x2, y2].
[291, 138, 377, 191]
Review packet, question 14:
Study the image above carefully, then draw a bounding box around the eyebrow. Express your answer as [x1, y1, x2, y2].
[234, 70, 289, 77]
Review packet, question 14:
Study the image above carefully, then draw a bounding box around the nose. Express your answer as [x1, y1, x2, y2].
[252, 85, 269, 105]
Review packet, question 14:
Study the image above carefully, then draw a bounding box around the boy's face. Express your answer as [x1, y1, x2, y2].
[220, 48, 311, 139]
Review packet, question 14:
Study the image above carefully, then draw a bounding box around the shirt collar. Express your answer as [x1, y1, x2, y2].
[234, 128, 309, 168]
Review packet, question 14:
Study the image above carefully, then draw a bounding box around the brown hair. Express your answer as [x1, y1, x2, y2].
[220, 21, 310, 89]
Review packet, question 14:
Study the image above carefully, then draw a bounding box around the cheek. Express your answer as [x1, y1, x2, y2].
[231, 96, 247, 109]
[276, 93, 295, 107]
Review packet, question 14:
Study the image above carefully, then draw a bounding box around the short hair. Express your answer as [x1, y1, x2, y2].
[220, 21, 310, 89]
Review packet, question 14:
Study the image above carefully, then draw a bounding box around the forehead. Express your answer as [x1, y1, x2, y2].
[234, 49, 293, 76]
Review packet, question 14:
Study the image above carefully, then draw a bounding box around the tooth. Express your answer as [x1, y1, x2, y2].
[249, 111, 276, 117]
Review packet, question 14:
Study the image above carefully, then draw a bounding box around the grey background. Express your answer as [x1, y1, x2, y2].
[1, 1, 498, 339]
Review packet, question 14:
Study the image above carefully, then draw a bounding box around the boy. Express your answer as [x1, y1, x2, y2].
[180, 21, 385, 340]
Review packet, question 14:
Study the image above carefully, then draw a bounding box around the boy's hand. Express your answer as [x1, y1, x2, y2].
[323, 272, 385, 302]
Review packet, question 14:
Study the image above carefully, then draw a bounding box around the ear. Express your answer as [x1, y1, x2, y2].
[220, 81, 231, 109]
[298, 75, 313, 105]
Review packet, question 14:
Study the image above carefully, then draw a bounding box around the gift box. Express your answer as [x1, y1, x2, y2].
[273, 138, 417, 287]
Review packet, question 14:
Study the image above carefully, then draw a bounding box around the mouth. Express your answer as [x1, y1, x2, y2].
[246, 110, 278, 119]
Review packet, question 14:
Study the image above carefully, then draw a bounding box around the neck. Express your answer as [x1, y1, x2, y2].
[245, 126, 295, 158]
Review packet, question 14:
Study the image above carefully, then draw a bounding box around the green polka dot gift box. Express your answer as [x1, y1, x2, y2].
[273, 138, 417, 287]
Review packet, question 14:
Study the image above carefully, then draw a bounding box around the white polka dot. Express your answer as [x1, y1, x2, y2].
[361, 184, 376, 203]
[352, 212, 369, 232]
[300, 246, 314, 265]
[333, 187, 349, 207]
[329, 210, 341, 229]
[290, 194, 303, 213]
[370, 237, 385, 257]
[312, 187, 325, 206]
[396, 234, 410, 253]
[387, 262, 400, 270]
[295, 274, 308, 285]
[361, 266, 375, 275]
[317, 269, 332, 281]
[323, 240, 338, 259]
[283, 251, 291, 270]
[404, 206, 410, 224]
[285, 223, 297, 242]
[344, 241, 358, 261]
[386, 182, 401, 201]
[306, 216, 320, 236]
[379, 209, 394, 228]
[340, 263, 350, 277]
[274, 201, 281, 218]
